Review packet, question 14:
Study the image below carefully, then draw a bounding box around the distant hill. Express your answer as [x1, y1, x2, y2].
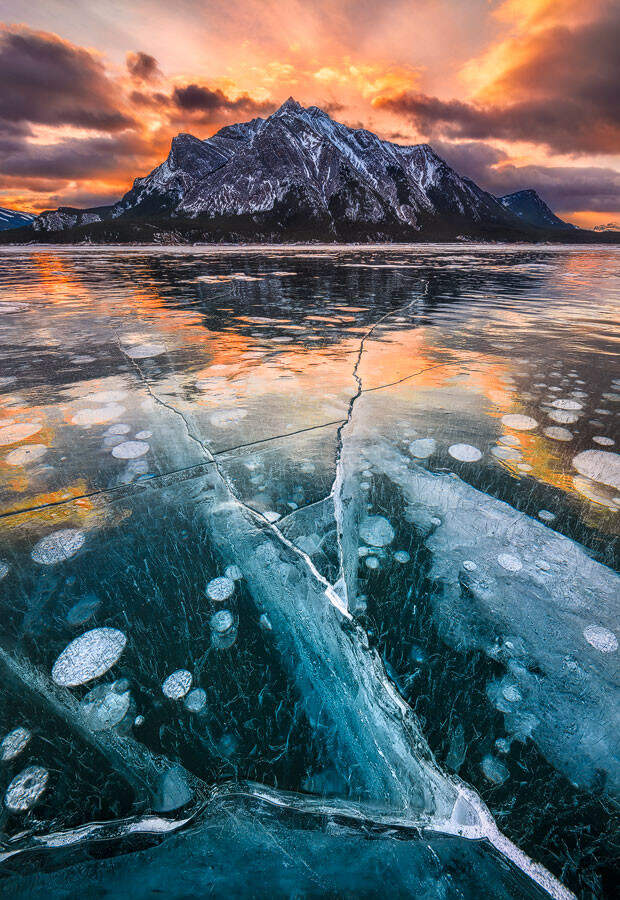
[593, 222, 620, 232]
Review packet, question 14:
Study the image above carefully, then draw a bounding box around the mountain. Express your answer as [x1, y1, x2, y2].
[0, 207, 35, 231]
[31, 205, 113, 233]
[593, 222, 620, 232]
[497, 189, 575, 229]
[497, 190, 574, 230]
[11, 98, 609, 243]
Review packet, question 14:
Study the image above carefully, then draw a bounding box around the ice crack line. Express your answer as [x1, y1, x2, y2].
[115, 333, 351, 618]
[330, 281, 430, 609]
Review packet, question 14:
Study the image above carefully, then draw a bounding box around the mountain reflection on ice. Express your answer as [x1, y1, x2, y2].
[0, 245, 618, 898]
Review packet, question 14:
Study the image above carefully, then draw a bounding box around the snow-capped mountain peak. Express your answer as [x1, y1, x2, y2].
[30, 100, 571, 239]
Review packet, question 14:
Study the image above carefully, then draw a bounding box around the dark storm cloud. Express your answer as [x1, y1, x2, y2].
[0, 131, 156, 181]
[374, 7, 620, 155]
[171, 83, 274, 119]
[431, 140, 620, 213]
[0, 25, 133, 131]
[126, 51, 162, 82]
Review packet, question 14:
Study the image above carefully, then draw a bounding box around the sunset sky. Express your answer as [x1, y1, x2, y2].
[0, 0, 617, 226]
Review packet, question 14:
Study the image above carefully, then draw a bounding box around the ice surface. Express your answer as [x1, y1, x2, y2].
[0, 785, 560, 899]
[361, 439, 620, 798]
[0, 244, 618, 897]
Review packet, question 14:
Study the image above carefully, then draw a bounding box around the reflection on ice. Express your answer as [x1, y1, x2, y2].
[0, 245, 618, 897]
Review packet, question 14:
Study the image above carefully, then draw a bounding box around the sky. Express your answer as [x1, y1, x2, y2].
[0, 0, 617, 226]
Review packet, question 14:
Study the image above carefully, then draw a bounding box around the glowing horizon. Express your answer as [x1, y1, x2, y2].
[0, 0, 618, 227]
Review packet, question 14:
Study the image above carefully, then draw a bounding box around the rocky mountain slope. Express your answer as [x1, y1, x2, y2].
[0, 207, 35, 231]
[14, 99, 601, 242]
[498, 190, 574, 230]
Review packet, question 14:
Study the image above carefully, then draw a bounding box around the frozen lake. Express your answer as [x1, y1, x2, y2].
[0, 245, 618, 897]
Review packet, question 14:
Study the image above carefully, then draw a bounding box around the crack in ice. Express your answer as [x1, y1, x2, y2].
[331, 282, 430, 609]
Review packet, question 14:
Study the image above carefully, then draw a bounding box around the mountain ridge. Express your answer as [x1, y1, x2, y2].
[0, 207, 36, 231]
[1, 98, 611, 243]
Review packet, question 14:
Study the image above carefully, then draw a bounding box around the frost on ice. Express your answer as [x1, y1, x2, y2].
[52, 628, 127, 687]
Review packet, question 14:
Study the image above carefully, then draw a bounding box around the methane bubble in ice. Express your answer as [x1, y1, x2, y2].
[502, 684, 523, 703]
[206, 576, 235, 602]
[543, 426, 573, 441]
[162, 670, 193, 699]
[499, 434, 521, 446]
[210, 610, 234, 634]
[448, 443, 482, 462]
[125, 342, 166, 359]
[225, 565, 243, 581]
[66, 595, 101, 626]
[80, 682, 131, 731]
[365, 556, 380, 570]
[572, 450, 620, 490]
[481, 754, 509, 785]
[0, 561, 9, 580]
[463, 560, 477, 572]
[538, 510, 556, 523]
[393, 550, 410, 563]
[4, 766, 49, 812]
[593, 436, 614, 446]
[183, 688, 207, 712]
[5, 444, 47, 465]
[501, 414, 537, 431]
[1, 727, 31, 761]
[52, 628, 127, 687]
[135, 430, 152, 440]
[32, 528, 85, 565]
[491, 446, 521, 461]
[360, 515, 395, 548]
[111, 441, 149, 459]
[88, 389, 127, 403]
[152, 766, 193, 813]
[583, 625, 618, 653]
[408, 437, 436, 458]
[209, 409, 248, 427]
[551, 398, 583, 410]
[105, 424, 131, 436]
[0, 422, 43, 445]
[72, 405, 125, 426]
[548, 410, 579, 424]
[497, 553, 523, 573]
